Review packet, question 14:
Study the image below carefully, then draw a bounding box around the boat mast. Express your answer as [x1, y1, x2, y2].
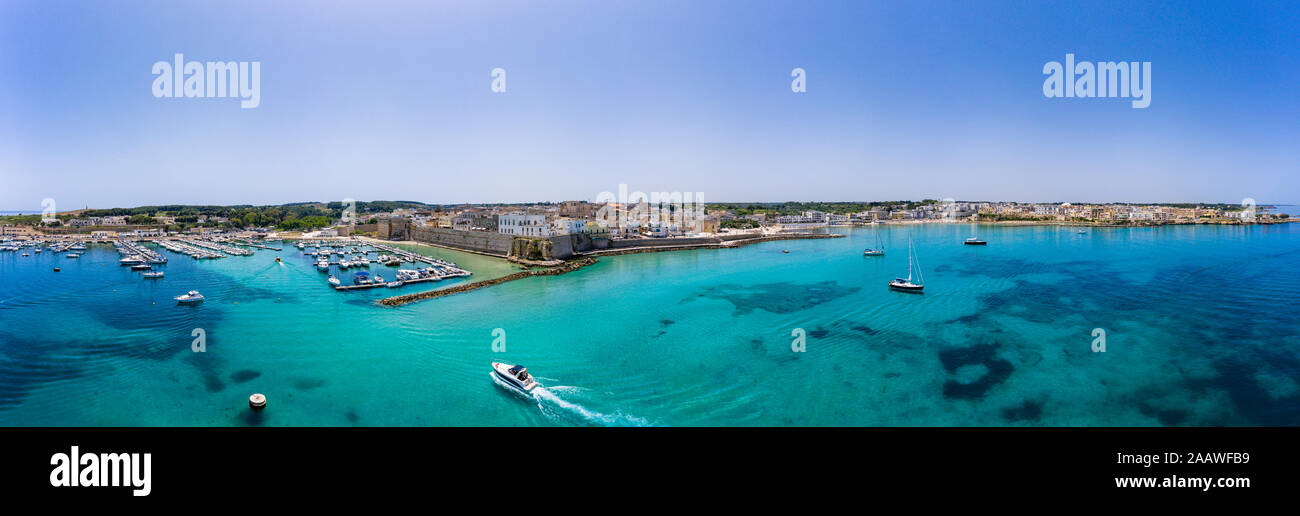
[906, 236, 914, 281]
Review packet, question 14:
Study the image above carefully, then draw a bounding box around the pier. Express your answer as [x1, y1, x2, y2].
[231, 239, 282, 251]
[378, 257, 594, 306]
[179, 238, 254, 256]
[155, 239, 224, 259]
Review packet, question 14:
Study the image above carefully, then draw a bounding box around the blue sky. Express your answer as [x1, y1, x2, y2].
[1, 0, 1296, 209]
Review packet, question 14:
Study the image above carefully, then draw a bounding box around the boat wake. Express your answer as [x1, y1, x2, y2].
[490, 373, 653, 427]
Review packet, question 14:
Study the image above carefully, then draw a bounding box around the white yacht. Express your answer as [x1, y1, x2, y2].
[492, 362, 539, 393]
[889, 236, 925, 293]
[316, 259, 330, 271]
[174, 290, 205, 304]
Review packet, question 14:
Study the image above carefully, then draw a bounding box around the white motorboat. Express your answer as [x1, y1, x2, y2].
[328, 275, 341, 287]
[174, 290, 205, 304]
[143, 271, 164, 279]
[492, 362, 539, 393]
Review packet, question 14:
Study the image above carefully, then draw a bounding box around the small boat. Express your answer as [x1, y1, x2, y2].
[275, 256, 282, 263]
[131, 264, 152, 271]
[352, 271, 371, 285]
[328, 275, 341, 287]
[67, 253, 80, 259]
[20, 252, 28, 257]
[372, 275, 384, 284]
[782, 250, 790, 254]
[386, 281, 403, 288]
[143, 271, 164, 279]
[316, 260, 330, 271]
[53, 267, 60, 272]
[1077, 230, 1087, 234]
[174, 290, 205, 304]
[889, 236, 925, 293]
[963, 237, 987, 245]
[119, 256, 143, 265]
[492, 362, 539, 393]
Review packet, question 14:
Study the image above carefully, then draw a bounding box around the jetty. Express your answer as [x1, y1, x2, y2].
[231, 239, 282, 251]
[179, 238, 254, 256]
[378, 257, 594, 306]
[155, 239, 224, 259]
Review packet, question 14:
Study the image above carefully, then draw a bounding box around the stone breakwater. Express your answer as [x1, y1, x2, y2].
[583, 232, 844, 257]
[378, 257, 597, 306]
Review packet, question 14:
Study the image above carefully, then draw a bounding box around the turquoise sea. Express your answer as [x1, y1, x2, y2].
[1, 224, 1298, 426]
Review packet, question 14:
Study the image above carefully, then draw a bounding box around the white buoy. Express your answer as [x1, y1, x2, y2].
[249, 393, 267, 410]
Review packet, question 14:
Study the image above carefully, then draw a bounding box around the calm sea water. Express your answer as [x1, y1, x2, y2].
[1, 224, 1298, 426]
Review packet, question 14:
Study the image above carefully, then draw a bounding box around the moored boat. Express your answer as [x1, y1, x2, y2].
[889, 236, 925, 293]
[174, 290, 205, 304]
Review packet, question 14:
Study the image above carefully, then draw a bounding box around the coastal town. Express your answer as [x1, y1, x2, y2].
[2, 200, 1289, 241]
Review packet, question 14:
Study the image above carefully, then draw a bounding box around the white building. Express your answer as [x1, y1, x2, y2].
[550, 218, 586, 236]
[498, 214, 552, 237]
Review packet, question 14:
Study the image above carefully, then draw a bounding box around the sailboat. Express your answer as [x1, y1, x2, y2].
[863, 227, 885, 256]
[964, 223, 987, 245]
[888, 236, 924, 293]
